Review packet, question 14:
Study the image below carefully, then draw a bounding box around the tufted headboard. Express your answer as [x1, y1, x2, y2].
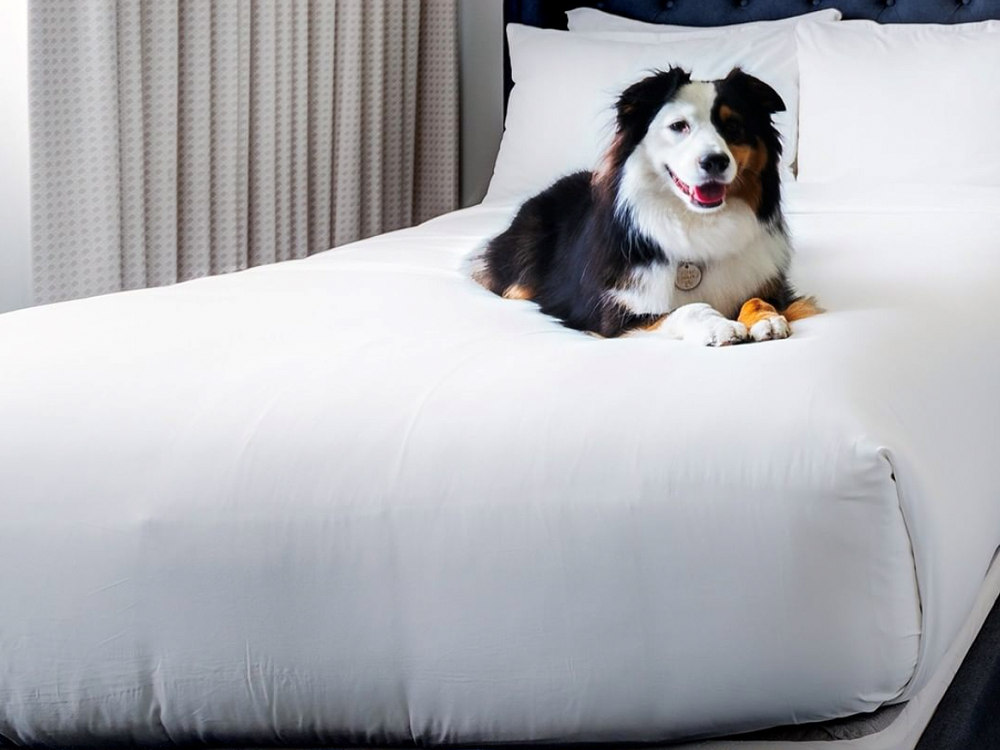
[502, 0, 1000, 106]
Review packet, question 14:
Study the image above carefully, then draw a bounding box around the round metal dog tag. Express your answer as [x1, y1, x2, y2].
[674, 262, 703, 291]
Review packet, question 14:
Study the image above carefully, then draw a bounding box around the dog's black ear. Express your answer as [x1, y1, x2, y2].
[722, 68, 785, 114]
[615, 67, 691, 130]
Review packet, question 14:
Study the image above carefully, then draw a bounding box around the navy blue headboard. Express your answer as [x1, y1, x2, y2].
[503, 0, 1000, 106]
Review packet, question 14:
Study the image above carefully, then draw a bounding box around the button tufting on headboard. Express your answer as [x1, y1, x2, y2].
[885, 0, 895, 6]
[738, 0, 749, 7]
[665, 0, 675, 9]
[812, 0, 822, 6]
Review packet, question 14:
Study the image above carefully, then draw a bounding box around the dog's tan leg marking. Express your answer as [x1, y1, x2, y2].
[634, 314, 668, 333]
[502, 284, 533, 301]
[782, 296, 823, 322]
[739, 298, 791, 342]
[738, 298, 779, 329]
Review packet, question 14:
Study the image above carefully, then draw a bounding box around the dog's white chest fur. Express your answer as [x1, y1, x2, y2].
[607, 153, 791, 317]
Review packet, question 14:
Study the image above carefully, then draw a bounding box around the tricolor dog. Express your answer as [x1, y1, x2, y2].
[471, 67, 819, 344]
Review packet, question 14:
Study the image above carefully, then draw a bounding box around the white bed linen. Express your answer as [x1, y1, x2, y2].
[795, 21, 1000, 186]
[1, 185, 999, 744]
[675, 552, 1000, 749]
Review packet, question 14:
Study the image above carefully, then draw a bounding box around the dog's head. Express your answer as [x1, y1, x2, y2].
[610, 68, 785, 217]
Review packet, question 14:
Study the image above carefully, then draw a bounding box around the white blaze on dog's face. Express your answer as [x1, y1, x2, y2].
[640, 82, 737, 212]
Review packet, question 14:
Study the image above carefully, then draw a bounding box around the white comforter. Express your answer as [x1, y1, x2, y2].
[1, 185, 998, 744]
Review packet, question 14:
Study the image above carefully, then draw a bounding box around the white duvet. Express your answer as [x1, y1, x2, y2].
[1, 185, 999, 744]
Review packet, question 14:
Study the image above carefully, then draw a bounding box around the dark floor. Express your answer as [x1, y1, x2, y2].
[915, 584, 1000, 749]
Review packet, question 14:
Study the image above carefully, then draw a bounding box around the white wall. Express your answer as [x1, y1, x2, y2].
[0, 0, 32, 314]
[458, 0, 504, 207]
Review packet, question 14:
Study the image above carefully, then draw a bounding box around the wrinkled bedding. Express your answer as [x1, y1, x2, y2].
[0, 185, 998, 744]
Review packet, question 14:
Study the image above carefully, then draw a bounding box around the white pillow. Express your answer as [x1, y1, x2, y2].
[796, 21, 1000, 185]
[566, 7, 841, 34]
[487, 25, 799, 203]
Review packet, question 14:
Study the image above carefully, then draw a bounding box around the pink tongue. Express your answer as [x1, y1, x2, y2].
[693, 183, 726, 204]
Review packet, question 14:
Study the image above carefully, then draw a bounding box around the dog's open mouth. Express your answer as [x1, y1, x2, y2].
[666, 167, 727, 209]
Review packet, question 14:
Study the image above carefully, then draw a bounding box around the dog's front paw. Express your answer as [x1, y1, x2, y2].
[693, 318, 749, 347]
[749, 314, 790, 342]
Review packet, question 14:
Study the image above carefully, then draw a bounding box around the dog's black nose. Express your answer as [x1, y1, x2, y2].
[699, 153, 730, 176]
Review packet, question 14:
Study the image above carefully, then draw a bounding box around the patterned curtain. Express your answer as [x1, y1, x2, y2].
[28, 0, 459, 304]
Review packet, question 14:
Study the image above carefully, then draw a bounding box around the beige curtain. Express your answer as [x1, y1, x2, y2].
[29, 0, 458, 304]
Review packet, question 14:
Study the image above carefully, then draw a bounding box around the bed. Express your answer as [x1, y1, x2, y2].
[2, 2, 1000, 748]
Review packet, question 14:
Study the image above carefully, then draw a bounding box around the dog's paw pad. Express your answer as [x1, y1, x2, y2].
[750, 315, 790, 342]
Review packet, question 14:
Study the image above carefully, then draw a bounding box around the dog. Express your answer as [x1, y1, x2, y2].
[471, 67, 819, 344]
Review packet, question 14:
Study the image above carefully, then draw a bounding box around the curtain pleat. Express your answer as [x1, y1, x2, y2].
[248, 1, 276, 269]
[28, 2, 120, 303]
[307, 2, 336, 260]
[235, 3, 252, 275]
[400, 2, 421, 228]
[331, 1, 363, 247]
[289, 1, 311, 264]
[414, 0, 458, 223]
[140, 0, 180, 287]
[177, 0, 212, 282]
[29, 0, 459, 305]
[208, 1, 240, 277]
[117, 0, 148, 290]
[365, 3, 386, 236]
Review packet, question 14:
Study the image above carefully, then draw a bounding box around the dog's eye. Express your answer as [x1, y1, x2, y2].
[725, 120, 745, 138]
[668, 120, 689, 134]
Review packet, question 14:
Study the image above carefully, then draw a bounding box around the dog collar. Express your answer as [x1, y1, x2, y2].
[674, 261, 704, 291]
